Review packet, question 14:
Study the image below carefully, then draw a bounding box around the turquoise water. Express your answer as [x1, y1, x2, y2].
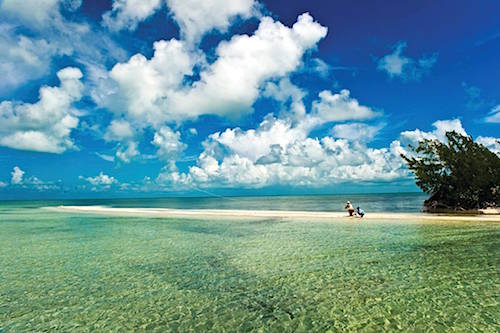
[1, 198, 499, 331]
[3, 192, 428, 212]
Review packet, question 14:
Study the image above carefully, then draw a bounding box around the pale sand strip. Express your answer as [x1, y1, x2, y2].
[45, 206, 500, 222]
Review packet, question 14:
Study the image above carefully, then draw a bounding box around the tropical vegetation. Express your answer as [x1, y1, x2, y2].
[401, 131, 500, 211]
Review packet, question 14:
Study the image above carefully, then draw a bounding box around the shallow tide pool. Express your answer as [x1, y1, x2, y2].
[1, 206, 499, 332]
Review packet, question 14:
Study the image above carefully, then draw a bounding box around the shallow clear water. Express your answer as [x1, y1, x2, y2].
[1, 202, 499, 332]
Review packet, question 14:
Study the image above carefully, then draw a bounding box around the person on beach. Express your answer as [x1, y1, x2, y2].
[345, 201, 355, 216]
[356, 207, 365, 218]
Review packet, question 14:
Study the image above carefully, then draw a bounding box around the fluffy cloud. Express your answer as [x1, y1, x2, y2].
[201, 86, 382, 167]
[98, 13, 327, 126]
[84, 172, 118, 186]
[95, 38, 195, 161]
[400, 119, 467, 145]
[159, 136, 407, 188]
[165, 13, 327, 120]
[102, 0, 257, 43]
[9, 166, 59, 190]
[0, 67, 84, 153]
[104, 119, 136, 142]
[309, 90, 380, 124]
[148, 42, 390, 189]
[156, 99, 404, 188]
[0, 181, 7, 188]
[377, 41, 438, 81]
[166, 0, 257, 43]
[209, 116, 307, 162]
[80, 172, 118, 191]
[94, 13, 327, 162]
[157, 116, 496, 190]
[11, 166, 25, 184]
[100, 39, 196, 126]
[484, 105, 500, 123]
[152, 126, 186, 161]
[103, 0, 163, 31]
[101, 119, 140, 163]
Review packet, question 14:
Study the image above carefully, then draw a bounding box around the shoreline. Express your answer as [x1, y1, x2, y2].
[45, 205, 500, 222]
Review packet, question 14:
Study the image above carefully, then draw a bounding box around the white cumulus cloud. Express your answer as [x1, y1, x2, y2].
[11, 166, 25, 185]
[101, 39, 196, 126]
[104, 119, 136, 142]
[9, 166, 58, 190]
[102, 119, 140, 163]
[94, 12, 327, 162]
[103, 0, 163, 31]
[155, 98, 403, 189]
[159, 136, 407, 188]
[98, 13, 327, 125]
[152, 126, 186, 161]
[165, 13, 327, 120]
[156, 116, 494, 190]
[82, 172, 118, 189]
[310, 89, 380, 124]
[400, 119, 467, 145]
[166, 0, 258, 43]
[102, 0, 257, 44]
[0, 67, 84, 153]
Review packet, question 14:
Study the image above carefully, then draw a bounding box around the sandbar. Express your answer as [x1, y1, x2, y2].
[45, 205, 500, 222]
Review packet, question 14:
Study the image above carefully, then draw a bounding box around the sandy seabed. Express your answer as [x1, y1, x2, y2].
[4, 204, 498, 331]
[46, 205, 500, 222]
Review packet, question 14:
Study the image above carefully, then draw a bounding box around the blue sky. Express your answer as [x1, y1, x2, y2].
[0, 0, 499, 199]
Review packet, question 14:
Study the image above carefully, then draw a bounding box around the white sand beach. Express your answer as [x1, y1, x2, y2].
[46, 205, 500, 222]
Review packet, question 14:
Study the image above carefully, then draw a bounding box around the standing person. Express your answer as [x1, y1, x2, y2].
[345, 201, 355, 216]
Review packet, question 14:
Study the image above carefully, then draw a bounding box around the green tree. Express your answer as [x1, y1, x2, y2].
[401, 131, 500, 211]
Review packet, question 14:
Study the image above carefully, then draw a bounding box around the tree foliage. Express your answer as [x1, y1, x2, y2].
[401, 131, 500, 211]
